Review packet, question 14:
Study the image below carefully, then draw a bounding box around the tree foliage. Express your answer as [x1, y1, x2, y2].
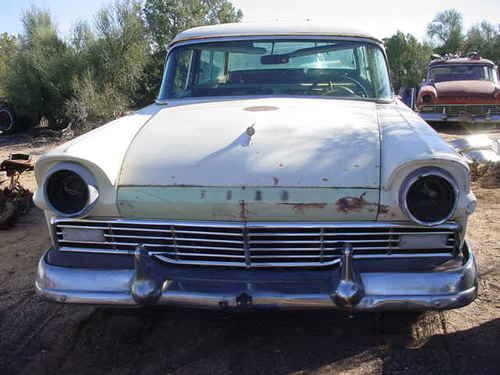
[5, 8, 77, 126]
[0, 33, 16, 98]
[463, 21, 500, 63]
[144, 0, 243, 51]
[426, 9, 464, 54]
[2, 3, 499, 133]
[142, 0, 242, 102]
[385, 31, 433, 90]
[66, 0, 151, 123]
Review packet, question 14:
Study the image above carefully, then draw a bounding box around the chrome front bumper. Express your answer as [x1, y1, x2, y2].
[35, 242, 478, 311]
[419, 112, 500, 124]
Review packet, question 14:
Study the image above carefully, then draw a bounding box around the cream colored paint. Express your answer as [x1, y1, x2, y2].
[118, 98, 381, 189]
[33, 105, 161, 217]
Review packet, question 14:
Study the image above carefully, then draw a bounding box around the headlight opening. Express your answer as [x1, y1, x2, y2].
[44, 163, 98, 217]
[400, 168, 458, 226]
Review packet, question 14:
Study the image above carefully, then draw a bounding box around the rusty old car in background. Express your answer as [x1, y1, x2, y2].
[416, 53, 500, 124]
[34, 23, 478, 311]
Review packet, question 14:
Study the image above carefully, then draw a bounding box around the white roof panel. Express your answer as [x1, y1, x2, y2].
[170, 22, 383, 46]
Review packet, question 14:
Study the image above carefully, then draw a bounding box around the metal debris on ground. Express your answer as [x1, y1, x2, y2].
[450, 134, 500, 183]
[0, 153, 34, 228]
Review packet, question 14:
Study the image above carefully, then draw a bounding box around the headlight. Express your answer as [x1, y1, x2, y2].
[44, 163, 98, 217]
[400, 167, 458, 226]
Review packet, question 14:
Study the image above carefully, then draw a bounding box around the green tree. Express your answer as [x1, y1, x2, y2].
[464, 21, 500, 63]
[0, 33, 16, 98]
[144, 0, 243, 50]
[142, 0, 242, 101]
[426, 9, 464, 55]
[384, 31, 433, 90]
[66, 0, 151, 123]
[5, 8, 77, 127]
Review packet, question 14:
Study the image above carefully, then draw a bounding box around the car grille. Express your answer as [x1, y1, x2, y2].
[420, 104, 500, 117]
[54, 219, 459, 268]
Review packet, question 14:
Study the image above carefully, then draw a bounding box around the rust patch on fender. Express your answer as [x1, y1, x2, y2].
[336, 193, 367, 213]
[280, 203, 327, 214]
[336, 194, 388, 214]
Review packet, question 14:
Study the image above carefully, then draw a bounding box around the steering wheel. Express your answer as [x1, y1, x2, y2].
[308, 81, 359, 97]
[343, 75, 369, 97]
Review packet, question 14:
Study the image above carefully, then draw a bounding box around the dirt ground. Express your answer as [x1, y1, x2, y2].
[0, 126, 499, 375]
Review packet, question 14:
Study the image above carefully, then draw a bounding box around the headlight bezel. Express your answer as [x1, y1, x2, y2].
[399, 167, 459, 227]
[43, 162, 99, 218]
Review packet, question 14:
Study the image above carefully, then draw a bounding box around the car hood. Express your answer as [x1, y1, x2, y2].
[435, 80, 497, 99]
[117, 98, 382, 221]
[119, 98, 381, 189]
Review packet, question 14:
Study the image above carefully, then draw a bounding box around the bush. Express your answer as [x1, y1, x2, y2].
[0, 33, 16, 98]
[65, 73, 129, 126]
[3, 0, 244, 133]
[5, 8, 77, 128]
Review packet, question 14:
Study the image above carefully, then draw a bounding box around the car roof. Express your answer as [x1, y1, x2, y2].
[429, 57, 495, 67]
[169, 22, 383, 46]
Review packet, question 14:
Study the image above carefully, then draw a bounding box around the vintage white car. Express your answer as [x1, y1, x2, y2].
[34, 24, 478, 311]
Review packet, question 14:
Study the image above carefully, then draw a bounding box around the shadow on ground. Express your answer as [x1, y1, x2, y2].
[2, 301, 498, 375]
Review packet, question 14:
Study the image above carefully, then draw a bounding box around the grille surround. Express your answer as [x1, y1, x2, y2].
[54, 219, 459, 268]
[420, 104, 500, 117]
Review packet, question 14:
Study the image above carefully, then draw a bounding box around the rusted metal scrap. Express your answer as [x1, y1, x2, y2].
[450, 134, 500, 164]
[450, 134, 500, 182]
[0, 153, 34, 229]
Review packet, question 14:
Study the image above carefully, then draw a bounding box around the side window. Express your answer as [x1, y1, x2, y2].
[171, 49, 193, 96]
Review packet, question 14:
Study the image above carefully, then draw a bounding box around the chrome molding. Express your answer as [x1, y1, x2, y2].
[53, 218, 459, 268]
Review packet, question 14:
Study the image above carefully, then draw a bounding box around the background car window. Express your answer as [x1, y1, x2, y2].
[429, 65, 493, 82]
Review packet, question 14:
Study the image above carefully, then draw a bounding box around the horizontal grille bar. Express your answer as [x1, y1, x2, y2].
[54, 219, 459, 268]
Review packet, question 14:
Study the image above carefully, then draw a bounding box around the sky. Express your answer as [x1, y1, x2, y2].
[0, 0, 499, 41]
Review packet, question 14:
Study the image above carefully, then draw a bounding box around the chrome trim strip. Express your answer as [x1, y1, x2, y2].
[54, 218, 460, 230]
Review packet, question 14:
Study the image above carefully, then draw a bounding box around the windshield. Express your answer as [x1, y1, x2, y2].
[158, 39, 392, 100]
[428, 64, 494, 83]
